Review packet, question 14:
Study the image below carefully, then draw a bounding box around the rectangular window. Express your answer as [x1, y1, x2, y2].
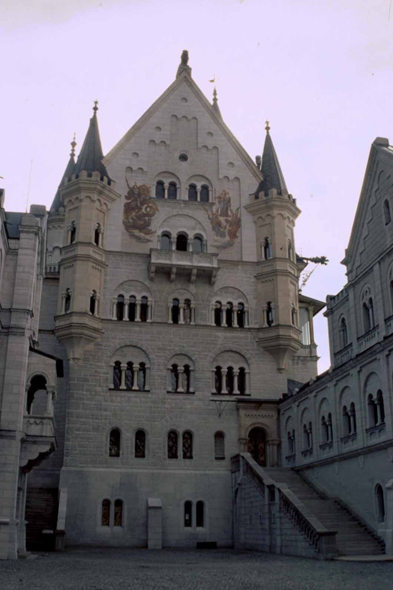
[300, 307, 311, 345]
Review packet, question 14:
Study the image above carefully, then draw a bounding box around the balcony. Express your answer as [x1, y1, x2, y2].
[20, 415, 56, 473]
[334, 343, 353, 368]
[149, 248, 219, 284]
[357, 325, 379, 354]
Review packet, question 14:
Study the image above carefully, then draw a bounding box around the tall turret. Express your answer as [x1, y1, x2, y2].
[54, 103, 120, 361]
[246, 122, 302, 372]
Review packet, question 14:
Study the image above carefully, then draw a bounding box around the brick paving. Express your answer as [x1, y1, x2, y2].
[0, 548, 392, 590]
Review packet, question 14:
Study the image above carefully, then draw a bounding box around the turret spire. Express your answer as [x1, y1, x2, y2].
[212, 86, 222, 118]
[73, 101, 110, 180]
[50, 134, 77, 212]
[255, 122, 287, 196]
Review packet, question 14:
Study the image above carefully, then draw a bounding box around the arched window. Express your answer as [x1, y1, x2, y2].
[64, 288, 71, 313]
[384, 199, 391, 225]
[303, 424, 309, 449]
[135, 430, 146, 458]
[321, 416, 328, 443]
[214, 301, 222, 326]
[238, 367, 246, 395]
[214, 431, 225, 459]
[368, 394, 378, 427]
[184, 299, 192, 325]
[339, 317, 348, 348]
[343, 406, 351, 436]
[26, 375, 47, 415]
[125, 361, 133, 390]
[184, 501, 192, 527]
[226, 302, 233, 327]
[376, 485, 385, 523]
[226, 366, 234, 394]
[288, 240, 293, 260]
[129, 296, 136, 322]
[200, 185, 209, 203]
[109, 429, 121, 457]
[176, 233, 188, 251]
[94, 223, 101, 246]
[196, 501, 204, 527]
[266, 302, 274, 326]
[140, 296, 148, 322]
[172, 299, 180, 324]
[193, 235, 203, 253]
[114, 499, 123, 527]
[155, 180, 165, 199]
[101, 499, 110, 526]
[168, 181, 177, 200]
[350, 402, 357, 433]
[160, 232, 171, 250]
[237, 303, 245, 328]
[327, 413, 333, 441]
[291, 306, 297, 326]
[138, 363, 146, 391]
[90, 290, 97, 315]
[263, 237, 271, 260]
[171, 364, 179, 392]
[215, 366, 222, 394]
[390, 279, 393, 314]
[70, 221, 76, 244]
[184, 364, 191, 393]
[116, 295, 124, 321]
[369, 298, 375, 329]
[113, 361, 121, 389]
[377, 390, 385, 423]
[183, 431, 193, 459]
[188, 183, 198, 201]
[168, 431, 178, 459]
[308, 422, 313, 448]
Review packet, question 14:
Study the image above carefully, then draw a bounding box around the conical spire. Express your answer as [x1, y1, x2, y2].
[73, 101, 110, 180]
[255, 121, 287, 196]
[212, 87, 222, 118]
[50, 135, 77, 212]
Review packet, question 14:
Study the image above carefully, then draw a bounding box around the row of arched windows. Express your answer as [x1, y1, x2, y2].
[113, 295, 151, 322]
[212, 301, 248, 328]
[67, 221, 103, 247]
[112, 361, 147, 391]
[160, 231, 206, 253]
[108, 428, 226, 460]
[155, 180, 210, 203]
[169, 298, 195, 324]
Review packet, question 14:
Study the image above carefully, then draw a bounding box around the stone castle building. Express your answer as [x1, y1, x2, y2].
[0, 52, 391, 559]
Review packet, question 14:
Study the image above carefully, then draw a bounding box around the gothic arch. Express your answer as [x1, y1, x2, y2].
[107, 341, 156, 370]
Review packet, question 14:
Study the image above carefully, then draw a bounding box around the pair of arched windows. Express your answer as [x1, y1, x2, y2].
[101, 499, 123, 527]
[362, 297, 375, 333]
[109, 428, 146, 458]
[213, 301, 247, 328]
[115, 295, 149, 322]
[188, 184, 210, 202]
[170, 364, 191, 393]
[112, 361, 147, 391]
[320, 414, 333, 444]
[214, 366, 246, 395]
[367, 390, 385, 428]
[160, 232, 205, 253]
[184, 500, 205, 527]
[302, 422, 313, 450]
[339, 317, 349, 349]
[155, 180, 178, 200]
[287, 430, 296, 455]
[170, 298, 194, 324]
[168, 430, 193, 459]
[342, 403, 357, 436]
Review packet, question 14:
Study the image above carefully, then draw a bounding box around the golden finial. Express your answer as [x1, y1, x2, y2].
[93, 100, 99, 115]
[265, 120, 270, 134]
[70, 133, 77, 157]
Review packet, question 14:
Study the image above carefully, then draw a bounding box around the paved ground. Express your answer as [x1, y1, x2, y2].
[0, 548, 392, 590]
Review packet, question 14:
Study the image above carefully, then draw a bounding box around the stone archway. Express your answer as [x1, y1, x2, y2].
[247, 427, 267, 466]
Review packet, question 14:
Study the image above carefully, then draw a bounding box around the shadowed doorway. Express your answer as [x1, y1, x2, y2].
[248, 427, 267, 466]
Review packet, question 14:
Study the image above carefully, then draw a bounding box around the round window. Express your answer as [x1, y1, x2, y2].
[178, 153, 189, 162]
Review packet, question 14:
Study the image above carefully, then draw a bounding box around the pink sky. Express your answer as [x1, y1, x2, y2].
[1, 0, 393, 373]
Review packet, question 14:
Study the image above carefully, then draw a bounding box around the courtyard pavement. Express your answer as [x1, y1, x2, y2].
[0, 548, 392, 590]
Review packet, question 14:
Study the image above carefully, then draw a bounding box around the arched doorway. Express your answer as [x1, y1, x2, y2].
[248, 427, 267, 466]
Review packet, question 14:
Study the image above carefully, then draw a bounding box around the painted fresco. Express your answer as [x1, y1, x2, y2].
[123, 180, 159, 242]
[205, 190, 241, 249]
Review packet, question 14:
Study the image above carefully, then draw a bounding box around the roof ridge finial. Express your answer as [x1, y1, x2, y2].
[265, 120, 270, 134]
[213, 86, 218, 104]
[93, 100, 99, 115]
[176, 49, 192, 78]
[70, 133, 77, 158]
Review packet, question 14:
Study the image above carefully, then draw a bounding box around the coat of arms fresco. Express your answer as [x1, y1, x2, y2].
[123, 180, 159, 242]
[205, 190, 241, 249]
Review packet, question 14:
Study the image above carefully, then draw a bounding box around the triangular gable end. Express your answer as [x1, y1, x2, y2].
[104, 71, 261, 184]
[342, 137, 393, 278]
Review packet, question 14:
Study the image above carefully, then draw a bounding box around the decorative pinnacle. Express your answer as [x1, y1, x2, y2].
[93, 100, 99, 115]
[213, 87, 218, 104]
[265, 120, 270, 134]
[70, 133, 77, 157]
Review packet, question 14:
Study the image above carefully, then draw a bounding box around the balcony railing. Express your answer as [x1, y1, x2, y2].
[357, 325, 379, 353]
[334, 343, 353, 367]
[149, 248, 219, 284]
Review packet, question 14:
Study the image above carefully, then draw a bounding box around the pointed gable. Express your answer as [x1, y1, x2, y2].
[342, 137, 393, 279]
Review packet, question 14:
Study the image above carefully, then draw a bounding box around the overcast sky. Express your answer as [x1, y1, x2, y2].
[1, 0, 393, 373]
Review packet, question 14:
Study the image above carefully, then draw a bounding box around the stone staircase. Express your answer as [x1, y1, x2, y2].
[263, 468, 385, 556]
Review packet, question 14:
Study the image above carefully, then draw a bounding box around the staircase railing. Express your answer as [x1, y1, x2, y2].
[234, 453, 338, 558]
